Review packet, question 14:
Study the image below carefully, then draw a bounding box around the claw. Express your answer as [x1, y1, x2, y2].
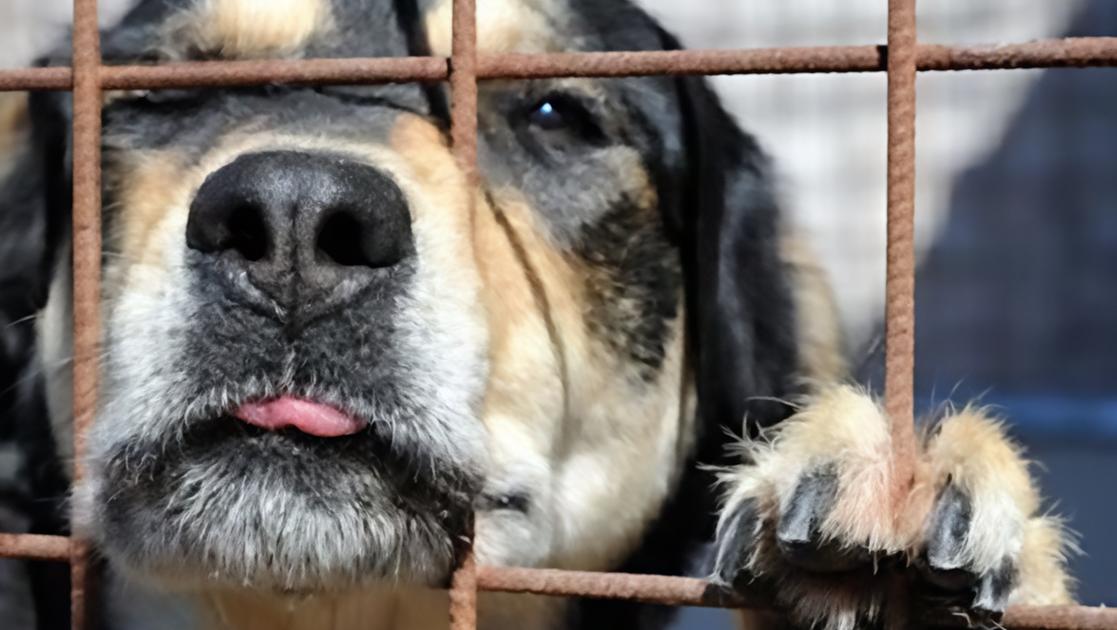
[974, 558, 1017, 616]
[776, 467, 870, 572]
[922, 484, 978, 592]
[711, 497, 760, 588]
[776, 468, 835, 553]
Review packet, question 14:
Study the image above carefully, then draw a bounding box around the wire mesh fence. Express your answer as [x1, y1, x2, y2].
[0, 0, 1115, 628]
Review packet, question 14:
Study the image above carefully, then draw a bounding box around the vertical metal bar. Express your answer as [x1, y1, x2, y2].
[884, 1, 918, 628]
[450, 0, 478, 180]
[70, 0, 102, 628]
[885, 0, 918, 496]
[448, 0, 479, 627]
[450, 552, 479, 630]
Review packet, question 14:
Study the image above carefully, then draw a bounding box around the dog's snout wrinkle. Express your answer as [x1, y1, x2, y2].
[186, 150, 415, 317]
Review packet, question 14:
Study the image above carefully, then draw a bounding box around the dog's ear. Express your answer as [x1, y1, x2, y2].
[0, 90, 71, 317]
[671, 73, 802, 442]
[0, 87, 72, 393]
[0, 89, 75, 629]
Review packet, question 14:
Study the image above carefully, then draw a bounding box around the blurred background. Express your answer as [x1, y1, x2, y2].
[0, 1, 1114, 629]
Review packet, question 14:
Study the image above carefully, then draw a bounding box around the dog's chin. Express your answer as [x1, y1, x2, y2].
[86, 417, 478, 593]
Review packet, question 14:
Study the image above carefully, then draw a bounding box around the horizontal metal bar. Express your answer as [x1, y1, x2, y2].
[0, 38, 1114, 92]
[477, 566, 1117, 629]
[919, 38, 1117, 71]
[1003, 605, 1117, 630]
[0, 533, 72, 561]
[0, 58, 448, 92]
[478, 46, 885, 78]
[477, 566, 758, 609]
[101, 56, 448, 90]
[0, 542, 1110, 627]
[0, 67, 72, 91]
[480, 38, 1117, 78]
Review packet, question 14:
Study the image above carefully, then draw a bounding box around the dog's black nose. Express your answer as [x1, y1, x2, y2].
[187, 151, 413, 309]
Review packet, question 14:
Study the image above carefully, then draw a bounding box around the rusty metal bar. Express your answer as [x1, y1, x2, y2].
[70, 0, 103, 628]
[919, 38, 1117, 71]
[2, 39, 1116, 93]
[883, 1, 918, 627]
[0, 531, 1111, 630]
[0, 534, 72, 561]
[885, 0, 918, 484]
[447, 0, 479, 626]
[449, 0, 479, 180]
[476, 567, 1117, 629]
[0, 67, 72, 91]
[0, 530, 1108, 630]
[479, 38, 1117, 79]
[450, 553, 478, 630]
[476, 566, 754, 608]
[1003, 605, 1117, 630]
[101, 57, 448, 90]
[478, 46, 886, 77]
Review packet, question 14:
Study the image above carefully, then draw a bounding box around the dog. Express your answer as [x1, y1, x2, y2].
[0, 0, 1073, 628]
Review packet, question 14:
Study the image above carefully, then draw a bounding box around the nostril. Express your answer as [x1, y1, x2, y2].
[226, 204, 269, 262]
[186, 155, 278, 263]
[316, 209, 406, 269]
[316, 211, 369, 267]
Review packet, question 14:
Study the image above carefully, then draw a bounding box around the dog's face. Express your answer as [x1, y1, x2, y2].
[8, 0, 806, 598]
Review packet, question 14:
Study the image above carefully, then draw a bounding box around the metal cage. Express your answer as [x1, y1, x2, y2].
[0, 0, 1116, 628]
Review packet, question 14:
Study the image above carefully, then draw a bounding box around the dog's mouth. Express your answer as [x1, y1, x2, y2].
[89, 388, 483, 591]
[157, 393, 480, 512]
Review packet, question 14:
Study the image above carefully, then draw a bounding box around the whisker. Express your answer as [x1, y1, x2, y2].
[2, 312, 39, 329]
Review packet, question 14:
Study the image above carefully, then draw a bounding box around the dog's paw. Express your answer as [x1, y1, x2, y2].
[710, 386, 1073, 630]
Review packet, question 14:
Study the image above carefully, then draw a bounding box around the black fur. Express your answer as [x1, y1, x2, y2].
[575, 196, 683, 374]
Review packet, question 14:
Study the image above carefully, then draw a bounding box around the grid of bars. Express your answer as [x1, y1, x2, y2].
[0, 0, 1115, 628]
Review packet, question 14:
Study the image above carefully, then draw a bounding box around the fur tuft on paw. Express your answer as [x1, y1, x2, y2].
[712, 386, 1073, 630]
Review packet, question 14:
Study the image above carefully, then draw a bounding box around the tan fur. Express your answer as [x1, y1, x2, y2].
[99, 149, 203, 330]
[425, 0, 563, 56]
[925, 408, 1037, 572]
[472, 182, 694, 571]
[166, 0, 333, 59]
[0, 92, 29, 177]
[203, 587, 574, 630]
[387, 114, 478, 277]
[203, 587, 447, 630]
[0, 93, 28, 150]
[1014, 516, 1075, 605]
[926, 407, 1072, 602]
[780, 231, 847, 385]
[725, 386, 905, 553]
[105, 151, 191, 269]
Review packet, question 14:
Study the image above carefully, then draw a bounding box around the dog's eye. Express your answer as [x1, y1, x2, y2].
[525, 94, 603, 140]
[529, 100, 567, 130]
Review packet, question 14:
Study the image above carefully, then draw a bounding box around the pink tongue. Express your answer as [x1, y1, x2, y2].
[234, 396, 364, 438]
